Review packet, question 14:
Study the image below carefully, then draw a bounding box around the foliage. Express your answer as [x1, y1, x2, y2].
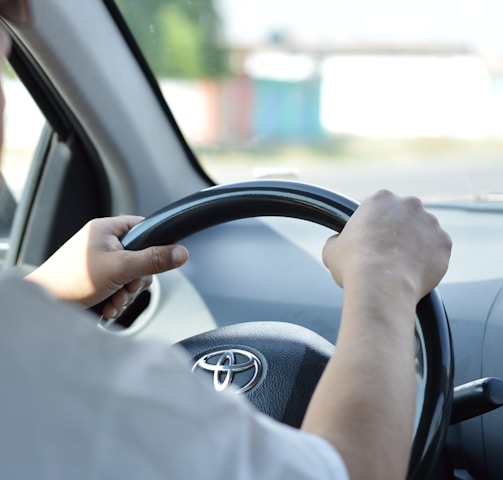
[115, 0, 228, 79]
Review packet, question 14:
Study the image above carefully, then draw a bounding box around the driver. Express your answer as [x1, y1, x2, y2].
[0, 4, 452, 480]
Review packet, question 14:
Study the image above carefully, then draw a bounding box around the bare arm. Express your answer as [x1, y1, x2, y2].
[26, 216, 188, 319]
[301, 190, 452, 480]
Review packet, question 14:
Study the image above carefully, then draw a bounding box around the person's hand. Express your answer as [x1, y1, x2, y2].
[322, 189, 452, 304]
[25, 216, 188, 319]
[302, 191, 452, 480]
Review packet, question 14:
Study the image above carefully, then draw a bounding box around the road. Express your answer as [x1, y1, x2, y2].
[202, 154, 503, 202]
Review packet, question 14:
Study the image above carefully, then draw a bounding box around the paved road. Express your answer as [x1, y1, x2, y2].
[207, 155, 503, 202]
[4, 141, 503, 204]
[299, 160, 503, 201]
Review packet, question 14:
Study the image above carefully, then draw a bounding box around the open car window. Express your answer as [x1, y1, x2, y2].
[0, 65, 45, 266]
[114, 0, 503, 204]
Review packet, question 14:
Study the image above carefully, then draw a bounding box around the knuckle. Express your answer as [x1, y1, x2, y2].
[371, 189, 394, 202]
[404, 195, 423, 210]
[148, 247, 167, 273]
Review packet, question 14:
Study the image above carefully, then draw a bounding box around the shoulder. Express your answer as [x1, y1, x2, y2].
[0, 271, 348, 479]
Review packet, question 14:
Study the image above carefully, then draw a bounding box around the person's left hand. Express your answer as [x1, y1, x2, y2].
[25, 216, 188, 319]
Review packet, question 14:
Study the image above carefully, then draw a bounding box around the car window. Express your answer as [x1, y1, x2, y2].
[114, 0, 503, 203]
[0, 64, 45, 265]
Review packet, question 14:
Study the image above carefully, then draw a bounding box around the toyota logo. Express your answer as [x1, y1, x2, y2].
[192, 349, 263, 393]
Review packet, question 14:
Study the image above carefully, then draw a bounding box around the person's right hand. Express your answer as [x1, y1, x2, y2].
[322, 189, 452, 304]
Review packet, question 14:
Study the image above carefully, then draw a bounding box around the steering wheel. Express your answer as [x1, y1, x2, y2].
[121, 180, 453, 479]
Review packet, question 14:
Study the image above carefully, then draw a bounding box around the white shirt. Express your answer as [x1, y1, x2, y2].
[0, 273, 348, 479]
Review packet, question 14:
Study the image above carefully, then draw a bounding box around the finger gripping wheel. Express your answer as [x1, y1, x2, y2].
[121, 180, 453, 479]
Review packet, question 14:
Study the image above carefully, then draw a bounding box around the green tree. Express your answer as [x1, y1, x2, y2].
[115, 0, 228, 79]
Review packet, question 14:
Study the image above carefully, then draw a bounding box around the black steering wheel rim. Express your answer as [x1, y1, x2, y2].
[121, 180, 453, 479]
[121, 180, 357, 248]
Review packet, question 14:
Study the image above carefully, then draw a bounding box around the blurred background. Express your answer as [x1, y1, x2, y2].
[5, 0, 503, 202]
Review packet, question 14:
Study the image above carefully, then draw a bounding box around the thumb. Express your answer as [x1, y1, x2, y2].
[322, 233, 340, 267]
[322, 233, 344, 287]
[122, 244, 189, 279]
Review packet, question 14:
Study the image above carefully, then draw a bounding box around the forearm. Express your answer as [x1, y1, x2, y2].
[305, 190, 452, 479]
[302, 281, 417, 480]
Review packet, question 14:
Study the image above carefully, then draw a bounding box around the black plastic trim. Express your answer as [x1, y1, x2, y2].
[6, 29, 71, 139]
[3, 25, 112, 232]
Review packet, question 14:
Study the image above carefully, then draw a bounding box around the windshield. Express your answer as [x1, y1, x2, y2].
[114, 0, 503, 203]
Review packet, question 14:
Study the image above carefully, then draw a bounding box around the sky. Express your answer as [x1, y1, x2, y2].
[216, 0, 503, 54]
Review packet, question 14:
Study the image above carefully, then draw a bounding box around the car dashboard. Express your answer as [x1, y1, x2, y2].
[122, 201, 503, 479]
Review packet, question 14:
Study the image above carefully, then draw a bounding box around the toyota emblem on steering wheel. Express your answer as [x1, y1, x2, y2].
[192, 349, 263, 393]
